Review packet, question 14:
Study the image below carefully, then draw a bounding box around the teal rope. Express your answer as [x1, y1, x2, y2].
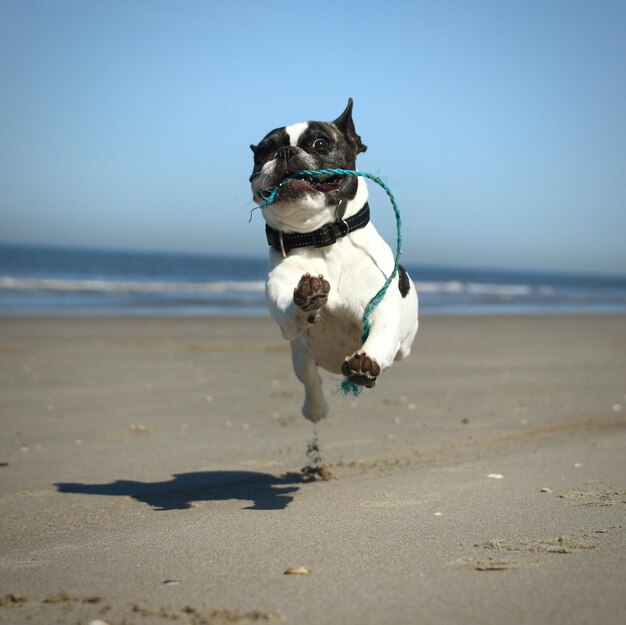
[261, 169, 402, 396]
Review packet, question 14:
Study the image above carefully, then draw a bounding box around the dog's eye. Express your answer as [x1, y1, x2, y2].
[312, 137, 330, 151]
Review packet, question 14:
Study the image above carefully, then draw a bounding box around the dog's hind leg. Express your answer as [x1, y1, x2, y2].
[291, 337, 328, 422]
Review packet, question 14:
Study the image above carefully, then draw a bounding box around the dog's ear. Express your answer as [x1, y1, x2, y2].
[250, 144, 257, 153]
[333, 98, 367, 154]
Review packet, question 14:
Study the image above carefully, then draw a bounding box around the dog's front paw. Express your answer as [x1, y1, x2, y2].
[341, 352, 381, 388]
[293, 273, 330, 320]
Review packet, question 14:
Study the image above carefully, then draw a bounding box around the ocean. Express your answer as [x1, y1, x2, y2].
[1, 244, 625, 317]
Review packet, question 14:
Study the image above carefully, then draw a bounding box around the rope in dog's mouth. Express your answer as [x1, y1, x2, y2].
[260, 169, 403, 396]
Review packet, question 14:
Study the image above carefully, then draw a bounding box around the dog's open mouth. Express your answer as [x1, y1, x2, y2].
[259, 173, 345, 202]
[286, 173, 343, 193]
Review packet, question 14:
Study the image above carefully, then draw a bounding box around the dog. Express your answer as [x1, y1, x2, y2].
[250, 99, 418, 422]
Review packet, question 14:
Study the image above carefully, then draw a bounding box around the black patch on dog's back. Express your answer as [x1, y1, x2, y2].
[398, 265, 410, 298]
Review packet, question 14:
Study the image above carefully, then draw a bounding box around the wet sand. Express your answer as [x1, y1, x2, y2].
[0, 315, 625, 624]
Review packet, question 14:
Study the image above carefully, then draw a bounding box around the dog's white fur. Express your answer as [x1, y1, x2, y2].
[264, 169, 419, 422]
[285, 122, 308, 146]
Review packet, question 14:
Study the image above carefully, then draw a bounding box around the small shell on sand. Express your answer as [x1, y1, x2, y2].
[487, 473, 504, 479]
[129, 424, 150, 433]
[540, 487, 553, 493]
[284, 566, 311, 575]
[162, 578, 182, 586]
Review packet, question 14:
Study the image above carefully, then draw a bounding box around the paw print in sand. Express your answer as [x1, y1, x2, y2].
[293, 274, 331, 319]
[341, 352, 381, 388]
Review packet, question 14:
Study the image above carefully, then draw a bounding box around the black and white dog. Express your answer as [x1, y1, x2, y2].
[250, 99, 418, 422]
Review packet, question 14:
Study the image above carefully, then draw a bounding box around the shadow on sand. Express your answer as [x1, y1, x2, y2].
[56, 470, 306, 511]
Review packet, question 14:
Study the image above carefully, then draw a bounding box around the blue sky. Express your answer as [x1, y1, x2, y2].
[1, 0, 625, 275]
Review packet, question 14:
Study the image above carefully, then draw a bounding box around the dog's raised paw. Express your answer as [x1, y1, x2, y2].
[341, 352, 381, 388]
[293, 273, 331, 316]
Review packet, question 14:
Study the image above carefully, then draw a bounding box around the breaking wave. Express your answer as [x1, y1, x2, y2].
[0, 277, 266, 294]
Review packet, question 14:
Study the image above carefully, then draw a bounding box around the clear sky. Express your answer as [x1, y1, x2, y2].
[1, 0, 625, 275]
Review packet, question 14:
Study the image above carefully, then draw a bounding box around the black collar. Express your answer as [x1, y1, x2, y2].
[266, 202, 370, 255]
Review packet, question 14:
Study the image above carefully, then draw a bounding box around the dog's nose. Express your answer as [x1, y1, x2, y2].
[275, 145, 297, 162]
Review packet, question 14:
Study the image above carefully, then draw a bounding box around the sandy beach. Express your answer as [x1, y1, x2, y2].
[0, 314, 625, 625]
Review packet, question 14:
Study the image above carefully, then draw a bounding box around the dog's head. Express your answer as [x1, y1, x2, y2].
[250, 99, 368, 232]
